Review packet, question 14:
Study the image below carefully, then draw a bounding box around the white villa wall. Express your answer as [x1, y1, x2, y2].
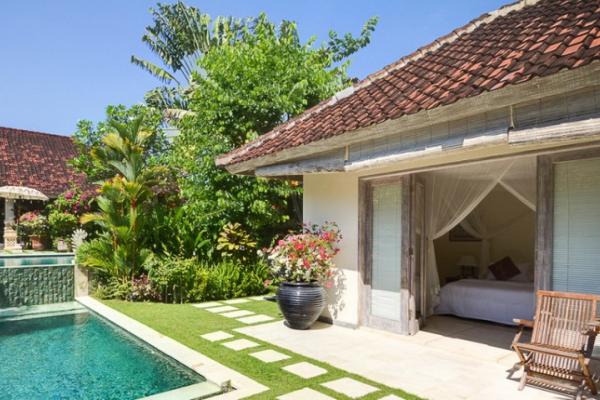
[303, 172, 361, 327]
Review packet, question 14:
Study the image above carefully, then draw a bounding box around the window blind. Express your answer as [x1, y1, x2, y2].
[371, 183, 403, 320]
[553, 158, 600, 294]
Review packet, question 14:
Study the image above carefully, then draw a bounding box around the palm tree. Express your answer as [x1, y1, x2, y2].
[79, 118, 159, 281]
[131, 1, 245, 114]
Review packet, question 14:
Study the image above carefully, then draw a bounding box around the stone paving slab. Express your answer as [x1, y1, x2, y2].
[378, 395, 404, 400]
[222, 338, 260, 351]
[282, 361, 327, 379]
[205, 305, 239, 313]
[192, 302, 222, 309]
[237, 314, 274, 324]
[277, 388, 335, 400]
[223, 298, 250, 304]
[221, 310, 255, 319]
[249, 296, 267, 301]
[249, 349, 290, 363]
[321, 377, 379, 398]
[200, 331, 234, 342]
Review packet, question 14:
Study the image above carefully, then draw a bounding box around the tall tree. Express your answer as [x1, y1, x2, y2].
[169, 12, 378, 259]
[132, 2, 377, 116]
[79, 117, 163, 281]
[131, 2, 245, 112]
[70, 104, 168, 182]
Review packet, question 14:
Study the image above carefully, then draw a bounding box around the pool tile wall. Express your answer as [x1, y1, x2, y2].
[0, 265, 74, 307]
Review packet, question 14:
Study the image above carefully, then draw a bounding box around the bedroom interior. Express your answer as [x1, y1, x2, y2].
[434, 184, 536, 285]
[415, 155, 538, 327]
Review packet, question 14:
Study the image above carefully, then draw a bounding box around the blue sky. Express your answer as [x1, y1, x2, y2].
[0, 0, 507, 135]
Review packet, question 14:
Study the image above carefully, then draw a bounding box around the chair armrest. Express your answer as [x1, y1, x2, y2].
[513, 318, 534, 328]
[514, 342, 581, 359]
[582, 320, 600, 336]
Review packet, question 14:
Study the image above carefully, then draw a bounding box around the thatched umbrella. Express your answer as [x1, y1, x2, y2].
[0, 186, 49, 201]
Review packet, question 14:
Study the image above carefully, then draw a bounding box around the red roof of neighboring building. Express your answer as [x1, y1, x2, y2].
[217, 0, 600, 168]
[0, 127, 86, 198]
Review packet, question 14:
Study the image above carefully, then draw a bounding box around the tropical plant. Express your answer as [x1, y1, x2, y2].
[133, 2, 377, 113]
[169, 12, 376, 260]
[216, 222, 257, 263]
[48, 211, 78, 239]
[47, 186, 95, 217]
[17, 212, 49, 237]
[146, 255, 269, 303]
[70, 104, 168, 182]
[266, 222, 341, 285]
[79, 117, 161, 282]
[131, 1, 246, 113]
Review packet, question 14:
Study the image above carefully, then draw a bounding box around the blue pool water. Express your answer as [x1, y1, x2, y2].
[0, 311, 206, 399]
[0, 254, 74, 267]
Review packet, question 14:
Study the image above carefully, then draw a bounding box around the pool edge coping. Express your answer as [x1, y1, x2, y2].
[76, 296, 269, 400]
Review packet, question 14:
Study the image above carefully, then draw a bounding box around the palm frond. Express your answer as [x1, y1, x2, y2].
[130, 56, 179, 85]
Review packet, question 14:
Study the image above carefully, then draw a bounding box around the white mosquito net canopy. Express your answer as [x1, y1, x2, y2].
[422, 156, 536, 316]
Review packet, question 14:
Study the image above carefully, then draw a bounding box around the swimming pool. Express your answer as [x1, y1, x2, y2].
[0, 253, 74, 267]
[0, 307, 221, 399]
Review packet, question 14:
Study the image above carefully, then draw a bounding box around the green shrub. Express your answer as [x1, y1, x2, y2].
[204, 260, 268, 301]
[146, 256, 268, 303]
[48, 211, 78, 239]
[92, 277, 133, 300]
[146, 256, 208, 303]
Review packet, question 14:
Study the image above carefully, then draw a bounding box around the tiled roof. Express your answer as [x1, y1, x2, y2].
[0, 127, 86, 197]
[217, 0, 600, 169]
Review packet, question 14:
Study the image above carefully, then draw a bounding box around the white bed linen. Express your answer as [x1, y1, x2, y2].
[434, 279, 534, 325]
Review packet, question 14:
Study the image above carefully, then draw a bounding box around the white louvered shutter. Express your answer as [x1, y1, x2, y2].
[553, 158, 600, 294]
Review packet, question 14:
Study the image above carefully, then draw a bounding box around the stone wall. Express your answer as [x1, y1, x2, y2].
[0, 265, 74, 307]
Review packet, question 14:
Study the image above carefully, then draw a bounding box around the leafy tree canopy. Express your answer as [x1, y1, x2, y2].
[70, 104, 169, 182]
[132, 1, 377, 115]
[167, 10, 378, 259]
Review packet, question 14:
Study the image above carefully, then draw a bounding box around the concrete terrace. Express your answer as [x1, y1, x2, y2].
[237, 316, 600, 400]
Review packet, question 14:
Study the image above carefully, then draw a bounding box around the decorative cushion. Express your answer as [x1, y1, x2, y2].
[510, 262, 533, 282]
[488, 257, 520, 281]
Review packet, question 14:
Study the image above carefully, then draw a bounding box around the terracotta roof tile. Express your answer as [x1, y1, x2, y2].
[0, 127, 86, 197]
[218, 0, 600, 168]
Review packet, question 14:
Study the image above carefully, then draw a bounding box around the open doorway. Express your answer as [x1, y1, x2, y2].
[413, 156, 537, 329]
[360, 156, 537, 335]
[433, 184, 536, 325]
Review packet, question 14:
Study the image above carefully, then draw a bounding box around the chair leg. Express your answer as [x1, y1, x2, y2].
[518, 370, 528, 391]
[578, 354, 597, 395]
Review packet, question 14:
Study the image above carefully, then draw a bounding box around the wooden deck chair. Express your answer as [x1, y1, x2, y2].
[512, 290, 600, 398]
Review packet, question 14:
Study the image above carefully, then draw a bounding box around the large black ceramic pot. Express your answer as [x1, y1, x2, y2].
[276, 282, 326, 330]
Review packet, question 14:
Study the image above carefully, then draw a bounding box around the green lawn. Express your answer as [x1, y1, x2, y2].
[103, 298, 422, 400]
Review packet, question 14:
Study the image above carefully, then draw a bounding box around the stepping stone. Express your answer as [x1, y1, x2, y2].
[378, 396, 404, 400]
[321, 378, 379, 399]
[206, 305, 238, 313]
[221, 310, 254, 318]
[250, 349, 290, 363]
[250, 295, 266, 301]
[277, 388, 335, 400]
[200, 331, 234, 342]
[283, 361, 327, 379]
[222, 338, 260, 351]
[237, 314, 274, 324]
[192, 302, 221, 309]
[223, 298, 250, 304]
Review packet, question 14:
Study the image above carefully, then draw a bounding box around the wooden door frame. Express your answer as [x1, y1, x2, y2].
[535, 147, 600, 291]
[410, 178, 426, 332]
[358, 175, 412, 334]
